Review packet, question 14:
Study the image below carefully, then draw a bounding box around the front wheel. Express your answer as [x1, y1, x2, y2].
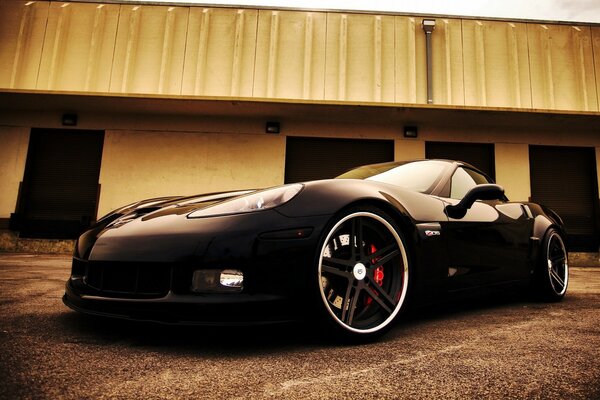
[533, 228, 569, 301]
[316, 208, 410, 341]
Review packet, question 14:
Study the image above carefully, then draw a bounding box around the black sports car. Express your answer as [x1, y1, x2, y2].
[63, 159, 569, 341]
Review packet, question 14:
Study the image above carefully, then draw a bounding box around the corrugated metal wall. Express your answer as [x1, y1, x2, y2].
[1, 0, 599, 112]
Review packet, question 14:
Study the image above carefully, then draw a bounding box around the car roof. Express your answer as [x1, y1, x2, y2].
[355, 159, 479, 171]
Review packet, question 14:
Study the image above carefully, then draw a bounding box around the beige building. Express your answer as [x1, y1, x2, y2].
[0, 0, 599, 250]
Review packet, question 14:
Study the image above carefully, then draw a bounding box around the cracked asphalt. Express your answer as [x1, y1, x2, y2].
[0, 253, 599, 399]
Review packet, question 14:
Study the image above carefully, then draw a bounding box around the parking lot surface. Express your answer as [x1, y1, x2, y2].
[0, 254, 599, 399]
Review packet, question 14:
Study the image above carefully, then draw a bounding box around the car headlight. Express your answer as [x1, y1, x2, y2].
[188, 184, 303, 218]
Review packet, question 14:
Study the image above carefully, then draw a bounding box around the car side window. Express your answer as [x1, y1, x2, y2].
[450, 167, 490, 199]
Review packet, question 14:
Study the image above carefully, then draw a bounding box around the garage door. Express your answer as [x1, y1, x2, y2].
[426, 142, 495, 180]
[529, 146, 599, 251]
[284, 137, 394, 183]
[16, 129, 104, 239]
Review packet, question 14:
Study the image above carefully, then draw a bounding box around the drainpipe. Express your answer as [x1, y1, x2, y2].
[422, 19, 436, 104]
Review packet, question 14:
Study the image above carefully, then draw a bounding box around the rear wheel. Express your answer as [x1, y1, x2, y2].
[534, 228, 569, 301]
[316, 207, 410, 341]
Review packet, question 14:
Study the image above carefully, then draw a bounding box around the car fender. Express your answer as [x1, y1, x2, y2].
[276, 179, 448, 224]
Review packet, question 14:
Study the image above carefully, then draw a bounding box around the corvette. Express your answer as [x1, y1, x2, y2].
[63, 159, 569, 341]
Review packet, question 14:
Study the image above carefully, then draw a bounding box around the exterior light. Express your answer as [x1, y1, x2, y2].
[422, 19, 436, 33]
[219, 269, 243, 288]
[62, 113, 78, 126]
[265, 121, 280, 134]
[191, 269, 243, 293]
[404, 126, 418, 138]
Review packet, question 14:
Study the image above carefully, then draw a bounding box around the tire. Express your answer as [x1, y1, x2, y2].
[315, 206, 410, 342]
[533, 228, 569, 301]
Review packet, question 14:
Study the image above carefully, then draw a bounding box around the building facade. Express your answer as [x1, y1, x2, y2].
[0, 0, 599, 250]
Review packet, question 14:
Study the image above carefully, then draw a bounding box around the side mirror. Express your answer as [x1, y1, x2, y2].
[445, 184, 505, 219]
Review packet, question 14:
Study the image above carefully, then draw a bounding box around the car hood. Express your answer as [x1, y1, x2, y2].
[76, 189, 256, 261]
[107, 189, 256, 219]
[78, 180, 447, 262]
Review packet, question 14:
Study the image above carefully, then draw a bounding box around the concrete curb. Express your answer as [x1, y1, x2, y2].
[569, 252, 600, 267]
[0, 231, 74, 255]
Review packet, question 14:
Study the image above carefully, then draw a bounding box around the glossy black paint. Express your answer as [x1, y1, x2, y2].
[63, 160, 565, 325]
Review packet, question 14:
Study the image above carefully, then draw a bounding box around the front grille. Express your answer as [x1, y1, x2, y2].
[84, 261, 171, 298]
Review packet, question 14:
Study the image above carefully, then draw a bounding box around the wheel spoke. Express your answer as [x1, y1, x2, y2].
[344, 287, 361, 326]
[340, 284, 355, 323]
[368, 243, 395, 259]
[371, 248, 400, 270]
[550, 255, 566, 264]
[364, 285, 394, 315]
[322, 256, 355, 269]
[321, 264, 353, 280]
[549, 268, 565, 288]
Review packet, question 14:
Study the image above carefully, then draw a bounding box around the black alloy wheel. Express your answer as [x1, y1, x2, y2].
[317, 208, 409, 340]
[535, 228, 569, 301]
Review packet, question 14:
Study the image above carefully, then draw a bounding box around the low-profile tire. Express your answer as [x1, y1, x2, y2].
[533, 228, 569, 301]
[314, 206, 410, 342]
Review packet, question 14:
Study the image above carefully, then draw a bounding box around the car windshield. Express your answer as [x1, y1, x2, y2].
[336, 160, 451, 193]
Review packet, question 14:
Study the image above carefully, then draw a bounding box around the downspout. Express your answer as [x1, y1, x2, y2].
[422, 19, 436, 104]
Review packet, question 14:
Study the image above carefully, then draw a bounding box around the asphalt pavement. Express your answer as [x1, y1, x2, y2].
[0, 254, 599, 399]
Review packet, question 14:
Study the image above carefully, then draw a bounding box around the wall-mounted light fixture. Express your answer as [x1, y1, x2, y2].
[404, 126, 418, 138]
[422, 19, 436, 33]
[265, 121, 280, 134]
[422, 19, 436, 105]
[62, 113, 78, 126]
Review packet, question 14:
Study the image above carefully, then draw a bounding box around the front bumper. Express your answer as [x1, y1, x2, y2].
[63, 278, 294, 325]
[64, 210, 330, 325]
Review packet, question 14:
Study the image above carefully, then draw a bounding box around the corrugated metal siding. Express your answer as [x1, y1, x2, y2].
[431, 18, 465, 106]
[527, 24, 598, 112]
[182, 8, 258, 97]
[109, 5, 189, 94]
[254, 10, 326, 100]
[0, 1, 599, 112]
[462, 20, 532, 108]
[324, 13, 396, 102]
[0, 0, 49, 89]
[594, 28, 600, 108]
[37, 2, 120, 91]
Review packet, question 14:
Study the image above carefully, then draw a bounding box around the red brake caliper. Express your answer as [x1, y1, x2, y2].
[371, 244, 385, 286]
[366, 244, 384, 305]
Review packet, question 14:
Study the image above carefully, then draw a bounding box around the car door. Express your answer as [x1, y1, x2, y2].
[441, 167, 533, 291]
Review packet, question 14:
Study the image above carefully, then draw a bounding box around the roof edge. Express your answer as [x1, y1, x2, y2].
[60, 0, 600, 27]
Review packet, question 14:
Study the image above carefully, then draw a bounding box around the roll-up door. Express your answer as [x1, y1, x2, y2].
[284, 137, 394, 183]
[16, 129, 104, 239]
[529, 146, 599, 251]
[426, 142, 495, 180]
